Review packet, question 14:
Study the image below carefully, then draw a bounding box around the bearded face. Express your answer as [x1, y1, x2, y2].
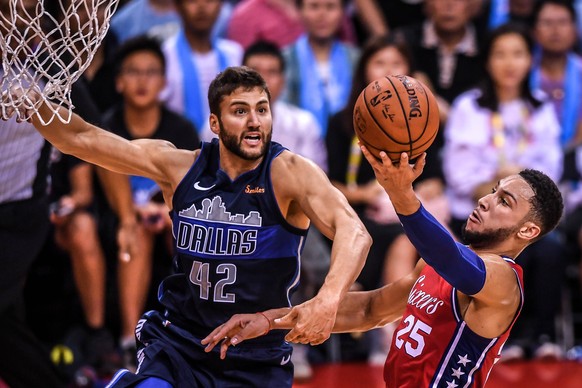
[461, 223, 520, 249]
[217, 115, 272, 161]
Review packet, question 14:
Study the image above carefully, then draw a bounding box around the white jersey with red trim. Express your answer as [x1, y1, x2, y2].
[384, 258, 524, 388]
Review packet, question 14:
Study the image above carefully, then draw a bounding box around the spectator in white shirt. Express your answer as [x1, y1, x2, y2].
[161, 0, 243, 140]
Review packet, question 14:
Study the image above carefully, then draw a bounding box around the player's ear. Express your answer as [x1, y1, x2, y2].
[209, 114, 220, 135]
[517, 221, 540, 241]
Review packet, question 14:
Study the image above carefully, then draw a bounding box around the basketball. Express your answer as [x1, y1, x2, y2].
[353, 74, 439, 161]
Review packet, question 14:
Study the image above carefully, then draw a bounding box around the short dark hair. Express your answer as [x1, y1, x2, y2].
[113, 35, 166, 76]
[243, 40, 285, 72]
[519, 169, 564, 237]
[208, 66, 271, 116]
[533, 0, 577, 25]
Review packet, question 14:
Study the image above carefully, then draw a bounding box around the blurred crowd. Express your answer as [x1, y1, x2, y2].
[3, 0, 582, 387]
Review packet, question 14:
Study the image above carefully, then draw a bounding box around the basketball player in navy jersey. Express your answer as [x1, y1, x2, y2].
[4, 66, 371, 387]
[203, 149, 564, 387]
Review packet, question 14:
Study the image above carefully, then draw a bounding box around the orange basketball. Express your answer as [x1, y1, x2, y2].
[353, 74, 439, 162]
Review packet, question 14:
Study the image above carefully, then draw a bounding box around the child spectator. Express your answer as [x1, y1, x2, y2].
[102, 35, 200, 366]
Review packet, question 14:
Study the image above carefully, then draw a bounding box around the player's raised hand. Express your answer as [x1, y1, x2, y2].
[201, 313, 272, 359]
[1, 85, 43, 122]
[361, 146, 426, 191]
[361, 145, 426, 215]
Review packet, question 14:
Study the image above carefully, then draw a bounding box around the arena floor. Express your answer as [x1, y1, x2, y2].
[293, 361, 582, 388]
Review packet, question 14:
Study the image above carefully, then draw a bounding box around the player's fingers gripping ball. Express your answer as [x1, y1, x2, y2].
[353, 74, 439, 162]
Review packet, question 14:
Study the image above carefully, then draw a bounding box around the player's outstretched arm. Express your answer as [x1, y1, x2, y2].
[201, 261, 424, 360]
[360, 148, 424, 215]
[331, 260, 425, 333]
[362, 147, 526, 337]
[360, 147, 487, 296]
[201, 308, 291, 359]
[3, 87, 195, 187]
[271, 153, 372, 346]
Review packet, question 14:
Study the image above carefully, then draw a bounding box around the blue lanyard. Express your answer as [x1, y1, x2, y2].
[531, 51, 581, 146]
[295, 34, 352, 135]
[489, 0, 509, 29]
[176, 28, 228, 132]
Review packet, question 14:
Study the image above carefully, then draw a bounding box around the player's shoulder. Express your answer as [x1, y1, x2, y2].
[479, 252, 509, 263]
[471, 253, 521, 312]
[272, 148, 318, 169]
[271, 149, 311, 173]
[271, 150, 323, 191]
[478, 252, 518, 278]
[140, 140, 197, 173]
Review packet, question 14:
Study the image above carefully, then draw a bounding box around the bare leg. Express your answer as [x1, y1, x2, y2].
[117, 223, 153, 339]
[59, 211, 106, 329]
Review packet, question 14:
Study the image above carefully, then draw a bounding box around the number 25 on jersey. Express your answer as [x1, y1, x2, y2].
[394, 314, 433, 357]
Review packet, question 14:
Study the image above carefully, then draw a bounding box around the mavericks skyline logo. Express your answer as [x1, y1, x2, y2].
[176, 196, 261, 256]
[179, 196, 262, 226]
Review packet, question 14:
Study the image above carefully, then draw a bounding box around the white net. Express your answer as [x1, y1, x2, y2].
[0, 0, 119, 124]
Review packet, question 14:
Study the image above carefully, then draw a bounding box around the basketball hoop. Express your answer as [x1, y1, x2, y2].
[0, 0, 119, 125]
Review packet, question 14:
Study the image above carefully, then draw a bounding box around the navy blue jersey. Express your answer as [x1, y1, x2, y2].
[162, 139, 308, 346]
